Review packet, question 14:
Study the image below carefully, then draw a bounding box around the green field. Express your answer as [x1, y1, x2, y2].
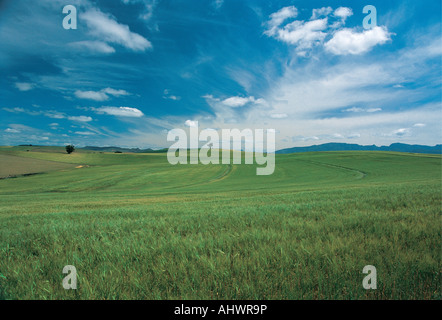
[0, 146, 440, 300]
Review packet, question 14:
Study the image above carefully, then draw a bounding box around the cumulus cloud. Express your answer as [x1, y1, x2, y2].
[95, 106, 144, 118]
[330, 7, 353, 28]
[334, 7, 353, 21]
[311, 7, 332, 20]
[325, 26, 392, 55]
[265, 6, 390, 56]
[267, 17, 328, 55]
[81, 8, 152, 52]
[265, 6, 329, 55]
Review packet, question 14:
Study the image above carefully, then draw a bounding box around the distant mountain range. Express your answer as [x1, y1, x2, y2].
[82, 143, 442, 154]
[276, 143, 442, 154]
[81, 146, 168, 153]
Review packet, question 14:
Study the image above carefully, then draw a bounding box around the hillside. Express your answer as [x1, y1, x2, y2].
[0, 149, 440, 299]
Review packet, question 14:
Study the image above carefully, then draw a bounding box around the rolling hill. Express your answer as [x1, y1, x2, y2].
[0, 147, 440, 300]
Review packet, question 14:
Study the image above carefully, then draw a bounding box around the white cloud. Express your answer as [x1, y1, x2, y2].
[96, 106, 144, 118]
[185, 120, 198, 127]
[81, 8, 152, 52]
[265, 6, 298, 36]
[413, 123, 426, 127]
[367, 108, 383, 113]
[102, 88, 130, 97]
[311, 7, 332, 20]
[15, 82, 35, 91]
[3, 107, 68, 119]
[44, 111, 66, 119]
[330, 7, 353, 28]
[222, 96, 265, 108]
[75, 90, 109, 101]
[325, 26, 392, 55]
[202, 94, 220, 101]
[271, 18, 328, 55]
[343, 107, 382, 113]
[4, 128, 20, 133]
[163, 89, 181, 101]
[292, 135, 320, 142]
[265, 6, 390, 57]
[68, 116, 93, 122]
[74, 88, 130, 101]
[333, 7, 353, 21]
[75, 131, 96, 135]
[392, 128, 411, 137]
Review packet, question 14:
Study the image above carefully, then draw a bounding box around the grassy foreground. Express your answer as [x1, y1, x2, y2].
[0, 146, 440, 299]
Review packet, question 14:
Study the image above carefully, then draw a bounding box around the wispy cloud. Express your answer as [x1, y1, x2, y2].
[95, 106, 144, 118]
[270, 113, 288, 119]
[221, 96, 265, 108]
[81, 8, 152, 52]
[4, 128, 21, 133]
[68, 116, 93, 122]
[69, 41, 116, 54]
[343, 107, 382, 113]
[121, 0, 157, 21]
[15, 82, 35, 91]
[3, 106, 93, 122]
[74, 88, 130, 101]
[75, 90, 109, 101]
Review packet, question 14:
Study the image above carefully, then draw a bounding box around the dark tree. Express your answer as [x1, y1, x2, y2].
[66, 145, 75, 154]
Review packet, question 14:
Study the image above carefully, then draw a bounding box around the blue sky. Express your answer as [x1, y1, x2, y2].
[0, 0, 441, 149]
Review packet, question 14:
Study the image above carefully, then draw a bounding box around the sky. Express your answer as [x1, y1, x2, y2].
[0, 0, 441, 149]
